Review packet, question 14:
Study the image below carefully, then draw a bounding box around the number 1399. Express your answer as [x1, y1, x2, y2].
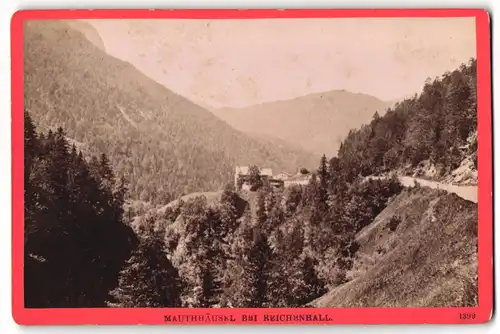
[459, 313, 476, 320]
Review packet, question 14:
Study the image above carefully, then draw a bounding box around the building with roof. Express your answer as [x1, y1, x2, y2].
[234, 166, 273, 190]
[283, 173, 312, 188]
[234, 165, 312, 191]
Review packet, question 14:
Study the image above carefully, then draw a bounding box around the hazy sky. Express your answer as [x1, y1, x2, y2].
[86, 17, 476, 109]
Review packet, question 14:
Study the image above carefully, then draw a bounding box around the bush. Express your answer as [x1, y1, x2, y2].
[300, 168, 310, 175]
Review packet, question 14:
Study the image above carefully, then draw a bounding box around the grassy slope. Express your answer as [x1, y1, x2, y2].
[311, 187, 478, 307]
[24, 20, 318, 203]
[213, 91, 391, 157]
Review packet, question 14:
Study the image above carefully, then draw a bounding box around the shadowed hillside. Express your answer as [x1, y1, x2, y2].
[24, 20, 318, 204]
[213, 90, 391, 157]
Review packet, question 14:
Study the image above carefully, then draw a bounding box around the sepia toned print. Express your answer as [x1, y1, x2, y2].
[23, 16, 479, 311]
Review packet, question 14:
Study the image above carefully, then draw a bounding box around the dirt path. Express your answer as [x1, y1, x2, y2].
[368, 175, 478, 203]
[398, 176, 477, 203]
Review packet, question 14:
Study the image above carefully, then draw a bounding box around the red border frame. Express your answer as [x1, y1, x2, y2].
[11, 9, 493, 325]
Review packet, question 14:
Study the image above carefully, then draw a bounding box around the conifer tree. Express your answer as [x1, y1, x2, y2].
[317, 154, 330, 213]
[256, 190, 267, 227]
[246, 229, 271, 307]
[24, 110, 37, 173]
[24, 110, 39, 246]
[108, 229, 182, 308]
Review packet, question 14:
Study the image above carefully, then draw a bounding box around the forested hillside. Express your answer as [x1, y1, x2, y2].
[24, 20, 318, 205]
[336, 58, 477, 183]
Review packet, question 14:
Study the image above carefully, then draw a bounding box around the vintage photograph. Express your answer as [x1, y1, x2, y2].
[23, 17, 479, 309]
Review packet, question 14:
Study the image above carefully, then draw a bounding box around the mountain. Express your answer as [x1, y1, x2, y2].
[212, 90, 391, 157]
[23, 20, 318, 204]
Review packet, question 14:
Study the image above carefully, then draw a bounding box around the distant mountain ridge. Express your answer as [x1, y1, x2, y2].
[24, 20, 318, 204]
[212, 90, 392, 157]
